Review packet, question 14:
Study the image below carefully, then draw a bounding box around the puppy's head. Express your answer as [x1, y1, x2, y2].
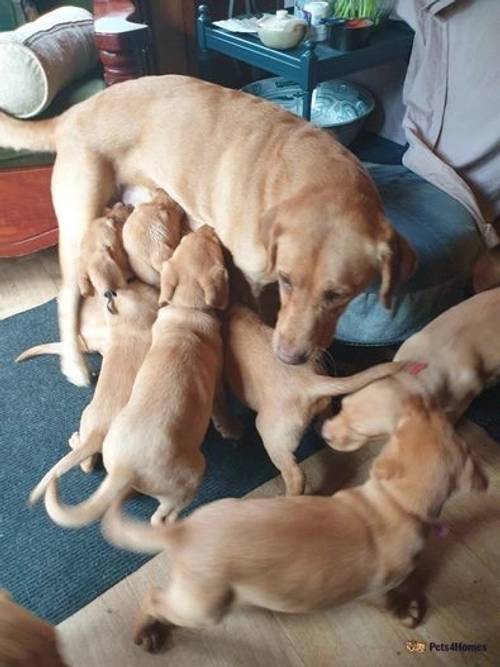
[371, 397, 488, 511]
[260, 182, 417, 365]
[322, 377, 405, 452]
[159, 225, 228, 310]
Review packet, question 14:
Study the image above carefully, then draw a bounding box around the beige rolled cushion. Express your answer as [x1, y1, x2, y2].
[0, 6, 97, 118]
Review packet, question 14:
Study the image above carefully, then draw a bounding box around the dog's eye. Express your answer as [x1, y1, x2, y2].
[279, 273, 292, 291]
[323, 289, 342, 303]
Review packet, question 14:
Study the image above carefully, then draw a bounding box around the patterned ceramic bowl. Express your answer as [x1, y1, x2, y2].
[241, 77, 375, 145]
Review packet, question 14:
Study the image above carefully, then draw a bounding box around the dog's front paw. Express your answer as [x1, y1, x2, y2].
[134, 619, 168, 653]
[387, 589, 427, 628]
[61, 356, 90, 387]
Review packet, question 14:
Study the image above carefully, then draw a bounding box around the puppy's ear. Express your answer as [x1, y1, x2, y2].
[457, 455, 488, 493]
[200, 265, 229, 310]
[259, 207, 281, 276]
[159, 260, 178, 306]
[378, 229, 418, 308]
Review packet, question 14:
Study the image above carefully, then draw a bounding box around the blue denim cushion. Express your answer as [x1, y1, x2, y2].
[336, 163, 483, 345]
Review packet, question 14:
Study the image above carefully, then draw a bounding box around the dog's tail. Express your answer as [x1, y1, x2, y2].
[16, 337, 89, 363]
[16, 342, 64, 363]
[0, 111, 57, 152]
[102, 497, 180, 555]
[309, 361, 406, 400]
[29, 432, 104, 506]
[44, 469, 131, 528]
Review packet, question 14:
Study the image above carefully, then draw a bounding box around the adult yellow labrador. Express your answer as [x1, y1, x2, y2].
[0, 75, 416, 385]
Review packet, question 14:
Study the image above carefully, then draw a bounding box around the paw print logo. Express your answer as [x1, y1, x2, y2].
[405, 640, 426, 653]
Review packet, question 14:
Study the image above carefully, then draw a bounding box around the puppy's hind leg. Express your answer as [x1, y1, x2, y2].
[211, 380, 244, 441]
[150, 500, 179, 527]
[256, 415, 306, 496]
[68, 432, 98, 473]
[53, 151, 115, 386]
[134, 577, 233, 653]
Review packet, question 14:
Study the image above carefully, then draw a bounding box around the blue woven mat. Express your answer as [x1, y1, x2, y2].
[0, 299, 322, 623]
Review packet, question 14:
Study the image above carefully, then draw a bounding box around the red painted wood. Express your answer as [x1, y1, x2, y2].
[94, 1, 151, 85]
[0, 166, 58, 257]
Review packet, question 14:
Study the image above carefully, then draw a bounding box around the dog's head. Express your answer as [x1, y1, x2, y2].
[159, 225, 228, 310]
[260, 184, 417, 365]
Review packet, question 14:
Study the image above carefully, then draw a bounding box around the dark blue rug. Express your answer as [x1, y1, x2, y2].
[0, 300, 323, 624]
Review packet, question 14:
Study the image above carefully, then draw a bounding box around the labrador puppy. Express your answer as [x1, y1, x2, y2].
[322, 287, 500, 451]
[42, 226, 228, 527]
[102, 397, 487, 653]
[27, 281, 158, 499]
[122, 188, 185, 287]
[78, 202, 133, 312]
[220, 304, 407, 494]
[0, 75, 416, 386]
[0, 590, 67, 667]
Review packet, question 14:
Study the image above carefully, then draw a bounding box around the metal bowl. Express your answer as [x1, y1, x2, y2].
[241, 77, 375, 145]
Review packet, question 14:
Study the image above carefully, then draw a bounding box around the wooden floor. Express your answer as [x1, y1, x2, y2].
[2, 249, 500, 667]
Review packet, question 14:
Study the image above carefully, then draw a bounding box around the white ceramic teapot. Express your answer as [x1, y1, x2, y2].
[257, 10, 308, 50]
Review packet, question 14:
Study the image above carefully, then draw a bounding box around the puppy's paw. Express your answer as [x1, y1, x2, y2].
[399, 598, 424, 628]
[62, 356, 90, 387]
[387, 589, 427, 628]
[80, 454, 99, 474]
[134, 620, 168, 653]
[217, 419, 245, 441]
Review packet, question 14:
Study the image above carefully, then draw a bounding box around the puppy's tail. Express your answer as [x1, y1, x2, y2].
[29, 432, 104, 506]
[44, 469, 131, 528]
[0, 111, 57, 152]
[309, 361, 405, 400]
[16, 337, 88, 362]
[16, 342, 64, 363]
[102, 498, 180, 555]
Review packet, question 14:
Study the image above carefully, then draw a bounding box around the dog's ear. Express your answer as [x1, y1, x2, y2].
[200, 265, 229, 310]
[159, 260, 178, 306]
[259, 207, 282, 276]
[457, 454, 488, 493]
[378, 229, 418, 308]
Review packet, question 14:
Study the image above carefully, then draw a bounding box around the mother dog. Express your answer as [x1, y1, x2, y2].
[0, 75, 416, 385]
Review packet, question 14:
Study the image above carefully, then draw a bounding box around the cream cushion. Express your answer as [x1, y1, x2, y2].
[0, 6, 97, 118]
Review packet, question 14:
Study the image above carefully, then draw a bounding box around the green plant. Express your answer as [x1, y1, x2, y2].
[331, 0, 391, 23]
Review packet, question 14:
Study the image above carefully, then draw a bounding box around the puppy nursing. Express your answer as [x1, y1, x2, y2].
[41, 226, 228, 527]
[322, 287, 500, 450]
[78, 202, 133, 310]
[122, 188, 184, 287]
[102, 397, 486, 651]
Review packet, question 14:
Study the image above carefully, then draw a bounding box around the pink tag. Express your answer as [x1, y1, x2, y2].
[405, 361, 427, 376]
